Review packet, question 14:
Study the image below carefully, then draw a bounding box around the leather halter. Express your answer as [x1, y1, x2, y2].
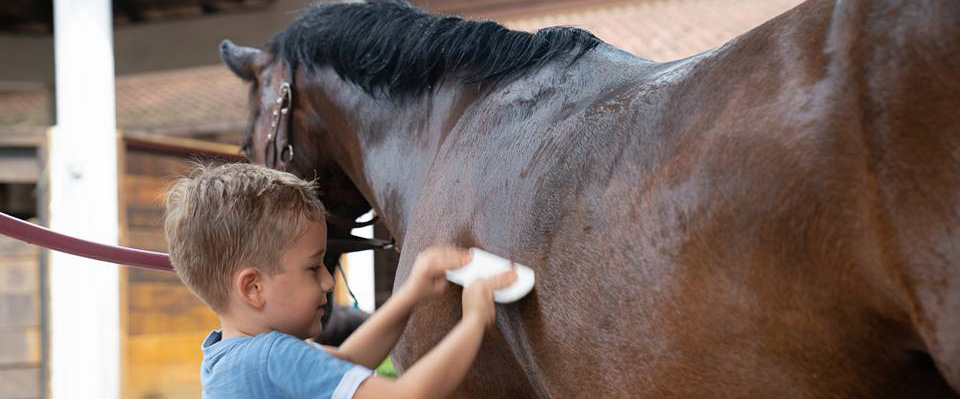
[265, 82, 295, 172]
[264, 80, 396, 255]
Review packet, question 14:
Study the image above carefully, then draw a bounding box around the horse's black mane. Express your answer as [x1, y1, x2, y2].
[268, 0, 602, 97]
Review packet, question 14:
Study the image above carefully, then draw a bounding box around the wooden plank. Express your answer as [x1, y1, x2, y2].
[0, 133, 44, 148]
[0, 184, 38, 216]
[0, 163, 38, 185]
[0, 294, 37, 327]
[125, 150, 199, 178]
[0, 236, 38, 257]
[128, 267, 179, 283]
[128, 282, 202, 312]
[125, 205, 165, 231]
[0, 328, 41, 365]
[125, 362, 200, 399]
[125, 231, 168, 252]
[129, 307, 218, 336]
[126, 331, 208, 365]
[125, 149, 242, 179]
[0, 257, 39, 294]
[0, 367, 40, 399]
[127, 282, 217, 335]
[123, 175, 171, 210]
[124, 132, 242, 160]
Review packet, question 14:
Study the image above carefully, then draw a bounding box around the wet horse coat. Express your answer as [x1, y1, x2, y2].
[222, 0, 960, 397]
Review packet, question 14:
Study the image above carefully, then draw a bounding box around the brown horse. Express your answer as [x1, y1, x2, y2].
[221, 0, 960, 397]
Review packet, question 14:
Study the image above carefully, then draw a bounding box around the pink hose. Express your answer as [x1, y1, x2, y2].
[0, 211, 173, 272]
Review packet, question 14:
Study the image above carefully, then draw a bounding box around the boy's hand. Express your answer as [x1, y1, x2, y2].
[462, 269, 517, 327]
[403, 245, 472, 302]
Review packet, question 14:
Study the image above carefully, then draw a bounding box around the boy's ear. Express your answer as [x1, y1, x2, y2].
[235, 267, 266, 309]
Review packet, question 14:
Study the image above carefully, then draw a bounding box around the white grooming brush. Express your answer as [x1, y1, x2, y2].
[445, 248, 536, 303]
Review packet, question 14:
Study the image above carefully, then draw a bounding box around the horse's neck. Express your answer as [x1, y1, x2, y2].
[319, 85, 470, 243]
[328, 46, 654, 243]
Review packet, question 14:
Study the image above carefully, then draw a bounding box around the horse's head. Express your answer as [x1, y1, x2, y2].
[220, 0, 600, 256]
[219, 38, 395, 322]
[219, 38, 371, 227]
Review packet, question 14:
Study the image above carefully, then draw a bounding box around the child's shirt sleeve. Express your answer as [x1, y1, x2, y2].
[267, 333, 374, 399]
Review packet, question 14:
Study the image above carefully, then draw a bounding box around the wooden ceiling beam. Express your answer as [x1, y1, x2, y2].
[0, 0, 312, 84]
[115, 0, 146, 23]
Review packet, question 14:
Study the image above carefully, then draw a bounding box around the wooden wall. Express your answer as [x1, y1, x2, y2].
[120, 136, 241, 399]
[0, 231, 42, 399]
[0, 135, 43, 399]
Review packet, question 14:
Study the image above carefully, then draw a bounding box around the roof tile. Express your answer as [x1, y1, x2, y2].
[0, 0, 804, 144]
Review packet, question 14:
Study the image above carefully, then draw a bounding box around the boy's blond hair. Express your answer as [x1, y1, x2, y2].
[163, 163, 326, 312]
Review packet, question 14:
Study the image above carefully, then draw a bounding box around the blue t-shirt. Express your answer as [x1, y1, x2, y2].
[201, 330, 373, 399]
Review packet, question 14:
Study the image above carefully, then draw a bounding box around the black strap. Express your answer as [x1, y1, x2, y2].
[267, 72, 397, 257]
[328, 236, 395, 254]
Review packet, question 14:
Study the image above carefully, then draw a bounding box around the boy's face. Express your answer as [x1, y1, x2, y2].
[261, 220, 334, 339]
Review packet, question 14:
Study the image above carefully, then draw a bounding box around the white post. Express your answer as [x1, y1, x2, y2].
[346, 212, 376, 312]
[49, 0, 119, 398]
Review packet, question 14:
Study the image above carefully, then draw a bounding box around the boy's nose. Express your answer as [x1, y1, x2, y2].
[319, 266, 336, 292]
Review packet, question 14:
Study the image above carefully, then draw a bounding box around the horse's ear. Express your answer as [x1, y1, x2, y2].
[220, 39, 262, 81]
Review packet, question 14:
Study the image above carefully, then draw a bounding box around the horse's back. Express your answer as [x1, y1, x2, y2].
[396, 0, 960, 397]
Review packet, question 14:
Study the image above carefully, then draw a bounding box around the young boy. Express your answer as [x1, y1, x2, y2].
[163, 163, 516, 399]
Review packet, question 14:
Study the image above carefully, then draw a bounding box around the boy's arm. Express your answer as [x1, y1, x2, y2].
[328, 246, 473, 369]
[351, 313, 486, 399]
[327, 288, 419, 369]
[349, 269, 517, 399]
